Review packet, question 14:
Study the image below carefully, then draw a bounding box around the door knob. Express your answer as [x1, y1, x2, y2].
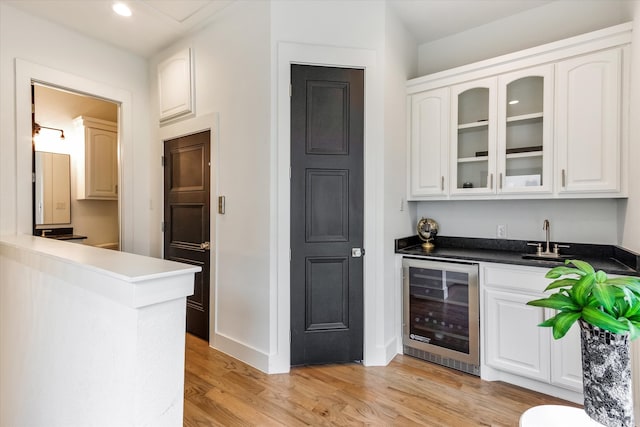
[351, 248, 365, 258]
[200, 241, 211, 250]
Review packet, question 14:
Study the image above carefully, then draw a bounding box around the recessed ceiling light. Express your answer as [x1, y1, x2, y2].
[508, 99, 520, 105]
[112, 2, 132, 17]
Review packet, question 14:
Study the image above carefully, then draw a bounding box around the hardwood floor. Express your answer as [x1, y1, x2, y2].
[183, 334, 576, 426]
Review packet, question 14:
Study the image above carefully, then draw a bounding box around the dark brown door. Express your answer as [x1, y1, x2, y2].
[290, 65, 364, 365]
[164, 131, 211, 340]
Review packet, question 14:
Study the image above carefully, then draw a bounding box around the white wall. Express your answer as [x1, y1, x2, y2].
[417, 0, 631, 76]
[149, 0, 410, 372]
[623, 2, 640, 419]
[383, 3, 418, 355]
[149, 0, 272, 367]
[0, 3, 151, 255]
[416, 199, 620, 244]
[271, 0, 392, 370]
[413, 1, 636, 246]
[621, 0, 640, 254]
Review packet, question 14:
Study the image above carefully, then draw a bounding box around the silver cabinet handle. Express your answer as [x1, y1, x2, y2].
[441, 176, 444, 191]
[562, 169, 566, 187]
[489, 173, 493, 189]
[499, 173, 502, 190]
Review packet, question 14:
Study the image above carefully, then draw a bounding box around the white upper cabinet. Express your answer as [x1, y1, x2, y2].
[408, 87, 449, 198]
[451, 78, 497, 195]
[158, 48, 194, 123]
[406, 23, 631, 201]
[449, 66, 552, 197]
[497, 65, 554, 195]
[555, 48, 625, 195]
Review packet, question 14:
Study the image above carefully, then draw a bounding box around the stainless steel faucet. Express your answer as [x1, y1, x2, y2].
[543, 219, 550, 254]
[526, 219, 569, 258]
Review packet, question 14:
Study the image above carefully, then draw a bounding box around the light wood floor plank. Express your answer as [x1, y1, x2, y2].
[184, 334, 577, 426]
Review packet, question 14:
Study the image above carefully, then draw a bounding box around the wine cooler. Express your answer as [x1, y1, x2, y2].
[402, 258, 480, 375]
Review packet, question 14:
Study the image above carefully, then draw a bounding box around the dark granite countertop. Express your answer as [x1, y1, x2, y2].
[37, 227, 87, 241]
[395, 235, 640, 277]
[46, 234, 88, 241]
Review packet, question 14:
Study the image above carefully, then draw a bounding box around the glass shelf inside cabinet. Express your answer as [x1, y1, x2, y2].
[504, 76, 544, 189]
[457, 87, 489, 190]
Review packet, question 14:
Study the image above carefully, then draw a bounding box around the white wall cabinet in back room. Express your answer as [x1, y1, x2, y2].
[408, 87, 449, 198]
[74, 116, 118, 200]
[555, 47, 627, 196]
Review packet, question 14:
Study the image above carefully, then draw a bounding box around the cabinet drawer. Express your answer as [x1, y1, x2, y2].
[483, 263, 548, 294]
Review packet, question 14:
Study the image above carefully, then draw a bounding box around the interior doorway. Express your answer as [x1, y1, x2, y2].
[163, 131, 212, 340]
[32, 83, 120, 249]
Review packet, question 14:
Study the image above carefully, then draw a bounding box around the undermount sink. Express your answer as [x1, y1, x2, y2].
[521, 254, 572, 262]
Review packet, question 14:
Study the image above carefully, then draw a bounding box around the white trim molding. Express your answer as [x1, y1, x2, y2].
[158, 112, 219, 349]
[271, 42, 385, 373]
[15, 58, 133, 252]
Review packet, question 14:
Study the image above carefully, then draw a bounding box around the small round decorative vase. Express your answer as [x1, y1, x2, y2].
[579, 320, 634, 427]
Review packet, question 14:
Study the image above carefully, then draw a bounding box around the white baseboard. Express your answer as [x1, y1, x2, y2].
[210, 332, 270, 373]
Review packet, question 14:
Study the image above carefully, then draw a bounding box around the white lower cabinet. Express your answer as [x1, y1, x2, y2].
[482, 263, 583, 402]
[485, 288, 550, 382]
[550, 320, 583, 391]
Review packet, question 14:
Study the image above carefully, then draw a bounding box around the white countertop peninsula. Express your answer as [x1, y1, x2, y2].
[0, 234, 200, 427]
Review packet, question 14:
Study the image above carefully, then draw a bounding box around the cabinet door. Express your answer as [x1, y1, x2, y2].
[556, 48, 622, 194]
[408, 88, 449, 198]
[497, 65, 553, 195]
[450, 78, 497, 195]
[86, 127, 118, 199]
[549, 316, 583, 392]
[484, 288, 550, 382]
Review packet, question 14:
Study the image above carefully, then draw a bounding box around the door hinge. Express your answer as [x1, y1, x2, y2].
[289, 83, 292, 97]
[161, 221, 166, 232]
[32, 172, 36, 183]
[289, 166, 291, 180]
[289, 248, 291, 262]
[161, 156, 165, 167]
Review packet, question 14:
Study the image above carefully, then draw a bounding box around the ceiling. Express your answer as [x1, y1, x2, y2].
[5, 0, 553, 58]
[4, 0, 235, 57]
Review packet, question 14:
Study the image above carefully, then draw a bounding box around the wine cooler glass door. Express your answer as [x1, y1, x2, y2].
[403, 258, 479, 369]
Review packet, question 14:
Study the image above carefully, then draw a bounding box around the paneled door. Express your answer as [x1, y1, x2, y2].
[290, 65, 364, 365]
[164, 131, 211, 340]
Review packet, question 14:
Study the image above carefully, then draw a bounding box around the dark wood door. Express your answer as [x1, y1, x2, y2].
[290, 65, 364, 365]
[164, 131, 211, 340]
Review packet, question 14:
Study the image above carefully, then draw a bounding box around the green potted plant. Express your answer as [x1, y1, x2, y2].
[527, 259, 640, 427]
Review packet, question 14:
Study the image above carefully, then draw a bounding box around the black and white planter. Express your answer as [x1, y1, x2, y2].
[579, 320, 634, 427]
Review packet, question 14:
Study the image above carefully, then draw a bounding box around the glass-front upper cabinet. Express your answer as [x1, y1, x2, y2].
[497, 65, 553, 194]
[450, 78, 497, 195]
[451, 66, 553, 196]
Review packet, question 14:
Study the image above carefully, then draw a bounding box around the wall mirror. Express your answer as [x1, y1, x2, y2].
[34, 151, 71, 225]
